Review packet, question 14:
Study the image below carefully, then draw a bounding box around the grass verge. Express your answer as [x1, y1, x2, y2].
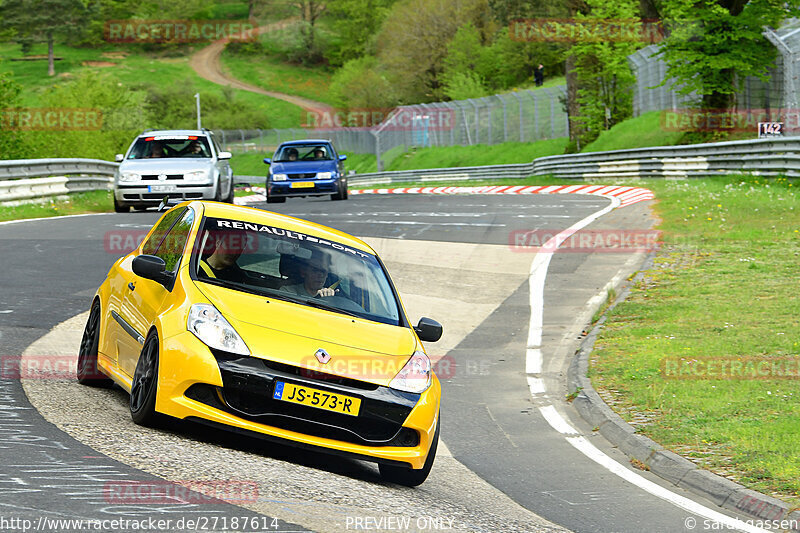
[586, 174, 800, 507]
[0, 191, 113, 222]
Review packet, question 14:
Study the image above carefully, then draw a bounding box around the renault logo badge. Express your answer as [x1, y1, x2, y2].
[314, 349, 331, 364]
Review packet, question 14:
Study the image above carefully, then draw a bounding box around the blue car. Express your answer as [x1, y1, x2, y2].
[264, 140, 348, 203]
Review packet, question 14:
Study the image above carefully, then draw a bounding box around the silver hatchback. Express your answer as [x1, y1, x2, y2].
[113, 130, 234, 212]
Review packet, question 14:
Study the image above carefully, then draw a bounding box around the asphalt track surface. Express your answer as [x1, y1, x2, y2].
[0, 194, 759, 533]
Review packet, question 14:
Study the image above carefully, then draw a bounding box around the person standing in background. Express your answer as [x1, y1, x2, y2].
[534, 64, 544, 87]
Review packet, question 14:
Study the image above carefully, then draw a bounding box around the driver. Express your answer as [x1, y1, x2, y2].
[283, 249, 337, 298]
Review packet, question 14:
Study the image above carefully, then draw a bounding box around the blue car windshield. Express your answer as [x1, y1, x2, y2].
[275, 144, 332, 162]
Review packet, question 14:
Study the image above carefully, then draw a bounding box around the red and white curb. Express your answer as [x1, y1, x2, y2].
[235, 184, 656, 208]
[350, 185, 655, 208]
[235, 186, 266, 205]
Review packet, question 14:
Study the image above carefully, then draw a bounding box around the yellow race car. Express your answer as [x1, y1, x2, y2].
[77, 200, 443, 486]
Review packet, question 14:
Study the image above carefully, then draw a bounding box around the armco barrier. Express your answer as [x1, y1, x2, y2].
[349, 137, 800, 185]
[3, 137, 800, 202]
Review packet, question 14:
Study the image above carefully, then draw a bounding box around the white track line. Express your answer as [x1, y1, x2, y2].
[0, 213, 110, 226]
[526, 198, 768, 533]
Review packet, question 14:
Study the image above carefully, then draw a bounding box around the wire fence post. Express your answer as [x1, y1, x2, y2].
[499, 95, 507, 143]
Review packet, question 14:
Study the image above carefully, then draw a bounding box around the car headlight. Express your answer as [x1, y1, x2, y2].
[184, 170, 210, 182]
[317, 172, 332, 180]
[271, 173, 288, 181]
[119, 172, 141, 182]
[187, 303, 250, 356]
[389, 350, 431, 393]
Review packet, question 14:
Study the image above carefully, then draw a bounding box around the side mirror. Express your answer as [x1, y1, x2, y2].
[132, 255, 173, 287]
[218, 151, 232, 160]
[115, 154, 124, 162]
[414, 317, 442, 343]
[263, 158, 271, 165]
[339, 154, 347, 161]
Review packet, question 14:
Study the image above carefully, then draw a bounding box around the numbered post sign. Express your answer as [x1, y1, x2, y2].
[758, 122, 783, 138]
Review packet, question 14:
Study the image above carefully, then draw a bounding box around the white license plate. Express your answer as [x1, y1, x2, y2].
[147, 185, 177, 193]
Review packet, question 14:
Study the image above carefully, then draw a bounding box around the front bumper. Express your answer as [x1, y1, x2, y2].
[114, 183, 217, 205]
[155, 332, 440, 469]
[268, 179, 339, 198]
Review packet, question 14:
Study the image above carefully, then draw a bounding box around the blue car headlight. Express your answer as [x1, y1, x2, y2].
[272, 173, 287, 182]
[317, 172, 332, 180]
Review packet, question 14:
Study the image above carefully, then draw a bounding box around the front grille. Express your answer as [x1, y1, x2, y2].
[141, 174, 183, 180]
[194, 352, 420, 446]
[264, 360, 378, 391]
[185, 383, 419, 447]
[288, 173, 317, 180]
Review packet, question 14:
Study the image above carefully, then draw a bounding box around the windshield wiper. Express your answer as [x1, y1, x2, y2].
[300, 297, 360, 318]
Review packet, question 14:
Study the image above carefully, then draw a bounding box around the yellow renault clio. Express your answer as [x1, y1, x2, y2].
[78, 201, 443, 486]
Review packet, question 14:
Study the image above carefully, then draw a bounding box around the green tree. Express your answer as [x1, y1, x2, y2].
[327, 0, 396, 66]
[659, 0, 798, 112]
[329, 56, 398, 109]
[377, 0, 490, 102]
[0, 0, 89, 76]
[570, 0, 638, 147]
[290, 0, 327, 63]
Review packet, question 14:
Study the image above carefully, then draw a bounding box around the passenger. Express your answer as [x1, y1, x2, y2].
[180, 140, 204, 157]
[285, 148, 298, 161]
[283, 249, 336, 298]
[313, 148, 325, 159]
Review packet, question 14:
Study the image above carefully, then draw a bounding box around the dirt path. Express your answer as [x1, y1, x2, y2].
[189, 19, 332, 113]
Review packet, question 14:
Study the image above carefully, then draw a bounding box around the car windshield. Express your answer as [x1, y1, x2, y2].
[274, 144, 332, 162]
[193, 217, 401, 326]
[127, 135, 211, 159]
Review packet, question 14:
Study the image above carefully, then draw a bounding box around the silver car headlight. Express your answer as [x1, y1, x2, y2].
[317, 172, 332, 180]
[389, 350, 431, 393]
[187, 303, 250, 356]
[272, 173, 288, 181]
[119, 172, 141, 182]
[184, 170, 210, 183]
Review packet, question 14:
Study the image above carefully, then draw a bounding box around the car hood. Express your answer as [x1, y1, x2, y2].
[197, 283, 416, 387]
[270, 160, 337, 174]
[119, 159, 215, 175]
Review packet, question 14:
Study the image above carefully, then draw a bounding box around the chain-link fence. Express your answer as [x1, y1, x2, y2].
[630, 43, 785, 118]
[217, 87, 569, 170]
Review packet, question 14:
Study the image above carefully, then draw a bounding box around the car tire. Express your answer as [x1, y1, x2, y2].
[331, 181, 348, 201]
[379, 414, 439, 487]
[213, 180, 223, 202]
[114, 197, 130, 213]
[266, 187, 286, 204]
[130, 331, 161, 426]
[76, 301, 113, 387]
[225, 178, 235, 204]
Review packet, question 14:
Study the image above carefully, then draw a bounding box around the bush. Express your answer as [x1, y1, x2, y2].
[329, 56, 397, 109]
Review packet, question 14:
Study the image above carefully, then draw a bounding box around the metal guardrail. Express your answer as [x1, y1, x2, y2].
[348, 137, 800, 186]
[0, 159, 118, 202]
[2, 137, 800, 202]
